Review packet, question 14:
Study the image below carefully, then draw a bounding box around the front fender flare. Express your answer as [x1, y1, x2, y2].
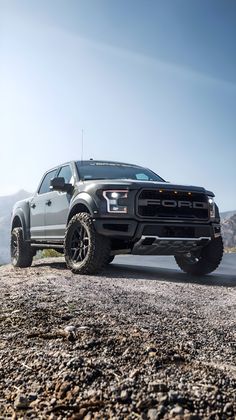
[68, 193, 98, 222]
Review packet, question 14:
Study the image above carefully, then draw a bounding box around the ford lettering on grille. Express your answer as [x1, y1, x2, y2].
[139, 199, 208, 209]
[137, 190, 209, 220]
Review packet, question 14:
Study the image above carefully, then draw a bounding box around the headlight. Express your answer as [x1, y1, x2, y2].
[208, 196, 215, 219]
[103, 190, 128, 213]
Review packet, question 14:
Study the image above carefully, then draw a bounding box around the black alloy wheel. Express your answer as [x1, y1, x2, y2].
[64, 212, 110, 274]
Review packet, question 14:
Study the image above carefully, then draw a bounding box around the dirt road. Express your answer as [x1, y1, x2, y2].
[0, 258, 235, 419]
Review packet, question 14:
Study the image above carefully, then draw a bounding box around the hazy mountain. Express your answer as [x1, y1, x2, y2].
[221, 213, 236, 248]
[0, 190, 32, 264]
[220, 210, 236, 221]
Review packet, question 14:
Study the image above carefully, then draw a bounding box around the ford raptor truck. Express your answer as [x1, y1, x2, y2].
[11, 160, 223, 275]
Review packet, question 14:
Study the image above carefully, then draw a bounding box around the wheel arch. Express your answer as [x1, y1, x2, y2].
[11, 211, 28, 240]
[67, 194, 98, 224]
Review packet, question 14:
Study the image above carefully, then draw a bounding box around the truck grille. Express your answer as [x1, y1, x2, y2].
[137, 189, 209, 220]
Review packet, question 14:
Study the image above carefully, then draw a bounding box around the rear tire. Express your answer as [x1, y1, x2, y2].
[175, 236, 224, 276]
[11, 227, 33, 268]
[64, 213, 111, 274]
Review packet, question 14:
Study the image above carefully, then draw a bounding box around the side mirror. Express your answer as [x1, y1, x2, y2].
[50, 177, 73, 193]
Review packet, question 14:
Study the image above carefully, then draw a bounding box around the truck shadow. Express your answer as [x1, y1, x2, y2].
[33, 259, 236, 288]
[107, 263, 236, 287]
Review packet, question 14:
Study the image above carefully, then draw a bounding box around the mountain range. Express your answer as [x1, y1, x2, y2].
[0, 191, 235, 264]
[221, 213, 236, 248]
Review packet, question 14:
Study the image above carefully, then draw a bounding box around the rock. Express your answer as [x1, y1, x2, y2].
[64, 325, 76, 333]
[147, 408, 159, 419]
[168, 390, 179, 402]
[77, 408, 88, 418]
[120, 390, 130, 402]
[223, 402, 233, 413]
[64, 325, 76, 342]
[148, 381, 168, 392]
[14, 394, 29, 410]
[28, 393, 37, 401]
[58, 381, 71, 399]
[61, 314, 73, 321]
[50, 397, 57, 405]
[129, 368, 140, 378]
[170, 405, 184, 416]
[87, 389, 97, 397]
[122, 348, 130, 356]
[77, 326, 89, 331]
[158, 404, 166, 415]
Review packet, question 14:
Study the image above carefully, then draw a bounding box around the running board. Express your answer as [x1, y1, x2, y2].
[31, 243, 64, 249]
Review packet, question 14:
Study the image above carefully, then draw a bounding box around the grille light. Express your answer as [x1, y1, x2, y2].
[103, 190, 128, 213]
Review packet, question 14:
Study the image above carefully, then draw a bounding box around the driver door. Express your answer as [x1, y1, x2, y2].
[44, 164, 74, 241]
[30, 168, 59, 240]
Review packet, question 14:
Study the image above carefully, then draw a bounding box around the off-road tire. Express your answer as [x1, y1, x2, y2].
[175, 236, 224, 276]
[64, 213, 111, 274]
[11, 227, 33, 268]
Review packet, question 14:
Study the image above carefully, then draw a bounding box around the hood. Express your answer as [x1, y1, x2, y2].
[76, 179, 214, 196]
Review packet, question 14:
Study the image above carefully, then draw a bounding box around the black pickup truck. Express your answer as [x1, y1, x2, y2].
[11, 160, 223, 275]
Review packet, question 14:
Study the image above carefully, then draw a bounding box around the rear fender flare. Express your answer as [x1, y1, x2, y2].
[11, 208, 30, 240]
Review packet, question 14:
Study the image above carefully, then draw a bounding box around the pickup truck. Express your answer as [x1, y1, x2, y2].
[11, 160, 223, 275]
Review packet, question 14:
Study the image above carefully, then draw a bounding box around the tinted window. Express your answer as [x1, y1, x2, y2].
[58, 165, 73, 183]
[38, 169, 58, 194]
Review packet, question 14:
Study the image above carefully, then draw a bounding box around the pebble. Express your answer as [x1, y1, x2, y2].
[0, 259, 236, 419]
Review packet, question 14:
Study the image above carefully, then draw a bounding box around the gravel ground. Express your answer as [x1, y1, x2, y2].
[0, 258, 236, 419]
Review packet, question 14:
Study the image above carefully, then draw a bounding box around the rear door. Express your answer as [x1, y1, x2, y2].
[44, 164, 74, 240]
[30, 169, 58, 240]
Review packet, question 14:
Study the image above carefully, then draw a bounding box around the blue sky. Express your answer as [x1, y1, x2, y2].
[0, 0, 235, 211]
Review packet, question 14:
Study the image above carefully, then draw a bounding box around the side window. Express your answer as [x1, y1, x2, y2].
[58, 165, 73, 184]
[38, 169, 58, 194]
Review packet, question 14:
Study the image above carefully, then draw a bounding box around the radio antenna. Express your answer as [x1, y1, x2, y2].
[81, 129, 84, 162]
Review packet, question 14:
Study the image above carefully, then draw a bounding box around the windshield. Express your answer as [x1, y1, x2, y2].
[76, 161, 165, 182]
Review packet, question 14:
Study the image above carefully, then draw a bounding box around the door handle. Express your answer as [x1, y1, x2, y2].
[46, 200, 52, 206]
[31, 203, 36, 209]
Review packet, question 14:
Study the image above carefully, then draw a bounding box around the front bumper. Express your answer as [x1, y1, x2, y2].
[94, 218, 221, 241]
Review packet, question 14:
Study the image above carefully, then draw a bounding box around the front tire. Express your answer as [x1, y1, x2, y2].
[64, 213, 111, 274]
[11, 227, 33, 268]
[175, 236, 224, 276]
